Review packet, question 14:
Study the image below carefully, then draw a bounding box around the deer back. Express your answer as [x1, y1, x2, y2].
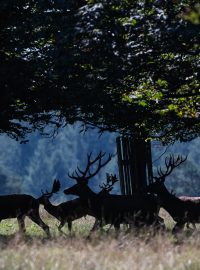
[0, 194, 39, 219]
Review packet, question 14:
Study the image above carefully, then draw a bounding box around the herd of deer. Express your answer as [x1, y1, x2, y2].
[0, 152, 200, 236]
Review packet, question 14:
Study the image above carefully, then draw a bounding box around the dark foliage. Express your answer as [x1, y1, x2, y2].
[0, 1, 199, 142]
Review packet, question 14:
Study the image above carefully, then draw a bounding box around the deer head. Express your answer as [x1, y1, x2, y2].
[99, 173, 118, 194]
[64, 152, 112, 196]
[147, 155, 187, 194]
[38, 179, 61, 204]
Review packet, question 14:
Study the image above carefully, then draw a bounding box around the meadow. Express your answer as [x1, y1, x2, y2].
[0, 208, 200, 270]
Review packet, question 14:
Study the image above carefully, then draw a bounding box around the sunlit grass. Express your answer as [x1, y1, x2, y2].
[0, 207, 200, 269]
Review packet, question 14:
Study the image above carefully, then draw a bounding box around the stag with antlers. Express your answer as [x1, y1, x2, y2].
[38, 179, 96, 234]
[146, 155, 200, 233]
[64, 152, 162, 231]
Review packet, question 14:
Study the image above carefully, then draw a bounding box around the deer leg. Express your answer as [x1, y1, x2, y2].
[57, 220, 68, 236]
[67, 220, 72, 233]
[88, 219, 105, 238]
[187, 222, 196, 230]
[184, 221, 196, 230]
[152, 215, 166, 231]
[106, 223, 113, 232]
[113, 222, 120, 231]
[17, 215, 26, 234]
[186, 222, 191, 229]
[58, 219, 66, 233]
[28, 209, 50, 236]
[172, 221, 185, 234]
[90, 219, 101, 232]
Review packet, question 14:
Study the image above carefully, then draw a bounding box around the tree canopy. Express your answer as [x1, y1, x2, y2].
[0, 0, 199, 143]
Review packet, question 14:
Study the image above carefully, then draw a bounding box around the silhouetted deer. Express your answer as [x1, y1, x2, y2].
[90, 173, 120, 231]
[0, 192, 50, 235]
[170, 191, 199, 228]
[38, 179, 92, 233]
[64, 152, 162, 231]
[178, 196, 200, 229]
[146, 155, 200, 233]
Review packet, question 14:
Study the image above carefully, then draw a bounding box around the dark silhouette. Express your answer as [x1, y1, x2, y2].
[64, 152, 162, 231]
[39, 176, 120, 234]
[38, 179, 92, 233]
[90, 173, 121, 232]
[146, 155, 200, 233]
[0, 193, 50, 235]
[170, 191, 200, 228]
[178, 196, 200, 229]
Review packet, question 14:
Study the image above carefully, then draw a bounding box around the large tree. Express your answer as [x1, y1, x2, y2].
[0, 0, 199, 143]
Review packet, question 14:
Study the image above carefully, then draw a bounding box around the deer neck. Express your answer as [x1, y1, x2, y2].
[43, 198, 58, 217]
[154, 183, 173, 201]
[79, 186, 97, 200]
[76, 186, 99, 214]
[157, 183, 181, 217]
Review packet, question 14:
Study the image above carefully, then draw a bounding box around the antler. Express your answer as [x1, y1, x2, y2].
[41, 179, 61, 197]
[154, 155, 187, 181]
[68, 152, 112, 182]
[99, 173, 118, 193]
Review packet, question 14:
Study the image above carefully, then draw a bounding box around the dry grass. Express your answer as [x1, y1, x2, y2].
[0, 208, 200, 270]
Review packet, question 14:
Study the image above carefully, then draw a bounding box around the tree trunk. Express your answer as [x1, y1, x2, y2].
[116, 137, 153, 195]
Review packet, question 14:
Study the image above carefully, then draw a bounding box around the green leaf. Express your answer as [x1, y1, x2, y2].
[139, 101, 147, 107]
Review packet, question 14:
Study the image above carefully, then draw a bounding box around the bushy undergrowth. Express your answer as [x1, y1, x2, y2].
[0, 208, 200, 270]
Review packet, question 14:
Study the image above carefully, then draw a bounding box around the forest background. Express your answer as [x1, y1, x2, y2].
[0, 125, 199, 200]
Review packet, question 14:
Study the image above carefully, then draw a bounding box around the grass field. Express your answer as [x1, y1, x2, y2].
[0, 208, 200, 270]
